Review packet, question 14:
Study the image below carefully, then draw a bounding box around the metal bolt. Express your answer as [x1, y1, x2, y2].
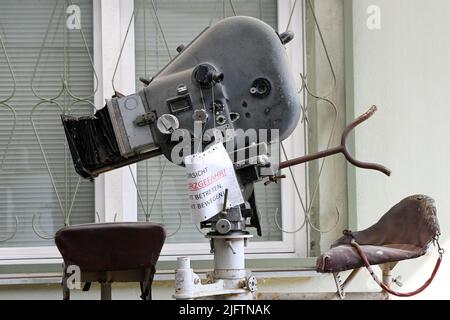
[246, 276, 257, 292]
[176, 44, 185, 53]
[392, 276, 403, 287]
[216, 115, 226, 125]
[192, 109, 209, 123]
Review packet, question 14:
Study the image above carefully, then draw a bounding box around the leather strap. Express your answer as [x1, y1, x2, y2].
[350, 239, 442, 297]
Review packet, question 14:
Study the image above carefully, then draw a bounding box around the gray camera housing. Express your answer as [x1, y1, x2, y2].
[62, 16, 300, 179]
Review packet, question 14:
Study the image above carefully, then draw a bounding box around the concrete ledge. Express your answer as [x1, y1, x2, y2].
[255, 292, 387, 300]
[0, 268, 322, 285]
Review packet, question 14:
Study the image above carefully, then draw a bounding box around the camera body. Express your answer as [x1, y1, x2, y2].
[62, 16, 300, 235]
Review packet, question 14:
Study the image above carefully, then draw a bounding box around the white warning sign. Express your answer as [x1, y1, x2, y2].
[185, 144, 244, 224]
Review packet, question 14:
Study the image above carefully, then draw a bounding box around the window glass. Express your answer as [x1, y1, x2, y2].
[0, 0, 95, 247]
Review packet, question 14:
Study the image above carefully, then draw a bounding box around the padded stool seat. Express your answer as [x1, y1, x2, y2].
[55, 222, 166, 300]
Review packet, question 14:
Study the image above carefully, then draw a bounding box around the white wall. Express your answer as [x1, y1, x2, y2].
[352, 0, 450, 299]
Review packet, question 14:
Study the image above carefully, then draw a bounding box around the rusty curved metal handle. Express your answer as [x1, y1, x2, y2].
[279, 106, 392, 176]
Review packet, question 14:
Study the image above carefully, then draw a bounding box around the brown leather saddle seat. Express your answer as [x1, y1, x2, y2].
[317, 195, 440, 273]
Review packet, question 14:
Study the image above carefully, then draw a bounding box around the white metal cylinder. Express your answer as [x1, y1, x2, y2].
[177, 256, 191, 269]
[213, 237, 246, 279]
[175, 257, 195, 297]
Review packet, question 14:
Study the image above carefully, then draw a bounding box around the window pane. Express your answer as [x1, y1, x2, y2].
[134, 0, 281, 243]
[0, 0, 95, 247]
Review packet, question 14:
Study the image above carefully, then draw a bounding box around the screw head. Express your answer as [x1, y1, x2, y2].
[246, 276, 257, 292]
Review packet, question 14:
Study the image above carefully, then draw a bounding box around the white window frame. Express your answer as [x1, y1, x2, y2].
[0, 0, 306, 265]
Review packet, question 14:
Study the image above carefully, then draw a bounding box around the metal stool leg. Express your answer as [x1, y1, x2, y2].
[100, 283, 112, 300]
[62, 276, 70, 300]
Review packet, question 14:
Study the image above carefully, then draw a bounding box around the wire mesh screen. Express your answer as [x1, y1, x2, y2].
[0, 0, 95, 247]
[134, 0, 282, 243]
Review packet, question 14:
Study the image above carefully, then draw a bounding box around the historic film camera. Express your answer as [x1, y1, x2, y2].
[61, 16, 398, 299]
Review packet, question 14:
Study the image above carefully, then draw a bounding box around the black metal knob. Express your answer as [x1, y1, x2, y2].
[279, 31, 295, 45]
[176, 44, 185, 53]
[193, 64, 224, 88]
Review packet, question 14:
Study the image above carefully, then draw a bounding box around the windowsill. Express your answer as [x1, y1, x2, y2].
[0, 267, 321, 286]
[0, 256, 318, 268]
[0, 256, 319, 285]
[0, 258, 63, 266]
